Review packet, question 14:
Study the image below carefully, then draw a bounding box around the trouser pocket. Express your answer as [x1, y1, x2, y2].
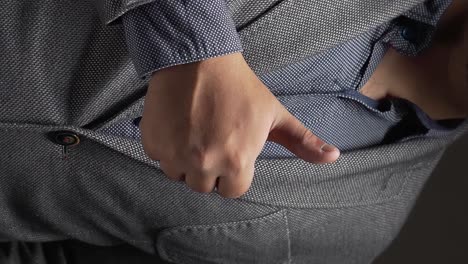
[156, 209, 290, 264]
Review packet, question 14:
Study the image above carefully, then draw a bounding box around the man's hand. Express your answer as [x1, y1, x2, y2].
[140, 52, 340, 198]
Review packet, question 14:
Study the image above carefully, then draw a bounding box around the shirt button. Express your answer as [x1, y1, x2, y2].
[399, 21, 427, 45]
[133, 116, 142, 127]
[401, 26, 418, 42]
[49, 131, 81, 146]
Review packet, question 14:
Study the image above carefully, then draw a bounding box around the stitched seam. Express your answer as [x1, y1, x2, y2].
[163, 210, 284, 235]
[236, 0, 286, 32]
[2, 228, 155, 244]
[284, 210, 292, 264]
[140, 48, 243, 78]
[298, 105, 396, 124]
[106, 0, 157, 25]
[241, 161, 429, 210]
[315, 161, 427, 207]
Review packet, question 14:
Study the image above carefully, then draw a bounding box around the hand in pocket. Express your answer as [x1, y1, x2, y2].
[140, 52, 340, 198]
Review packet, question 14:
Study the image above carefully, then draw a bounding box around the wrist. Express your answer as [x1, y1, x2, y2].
[150, 52, 245, 80]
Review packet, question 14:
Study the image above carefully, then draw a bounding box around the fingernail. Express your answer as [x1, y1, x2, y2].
[321, 143, 338, 153]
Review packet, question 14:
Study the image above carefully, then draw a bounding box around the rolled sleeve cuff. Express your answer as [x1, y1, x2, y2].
[122, 0, 243, 79]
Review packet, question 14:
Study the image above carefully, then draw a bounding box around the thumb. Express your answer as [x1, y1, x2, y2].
[267, 108, 340, 164]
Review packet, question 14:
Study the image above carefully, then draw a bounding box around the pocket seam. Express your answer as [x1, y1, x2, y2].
[240, 160, 428, 209]
[235, 0, 286, 32]
[156, 209, 289, 263]
[161, 209, 287, 236]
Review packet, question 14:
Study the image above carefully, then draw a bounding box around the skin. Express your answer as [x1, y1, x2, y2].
[140, 52, 340, 198]
[360, 0, 468, 120]
[140, 0, 466, 199]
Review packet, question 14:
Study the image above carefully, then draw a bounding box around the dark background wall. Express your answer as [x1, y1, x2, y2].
[375, 132, 468, 263]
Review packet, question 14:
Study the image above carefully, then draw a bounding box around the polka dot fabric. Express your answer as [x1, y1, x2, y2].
[99, 0, 465, 159]
[2, 1, 468, 261]
[121, 0, 243, 79]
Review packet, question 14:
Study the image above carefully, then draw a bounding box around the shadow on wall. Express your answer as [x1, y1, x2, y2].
[375, 132, 468, 263]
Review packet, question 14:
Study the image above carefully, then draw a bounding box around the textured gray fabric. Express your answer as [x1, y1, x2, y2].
[101, 0, 463, 159]
[100, 0, 444, 75]
[1, 1, 467, 264]
[122, 0, 243, 78]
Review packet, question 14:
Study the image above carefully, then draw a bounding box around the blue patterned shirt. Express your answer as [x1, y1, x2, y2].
[97, 0, 465, 159]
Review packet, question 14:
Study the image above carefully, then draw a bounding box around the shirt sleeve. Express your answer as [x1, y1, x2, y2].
[121, 1, 244, 79]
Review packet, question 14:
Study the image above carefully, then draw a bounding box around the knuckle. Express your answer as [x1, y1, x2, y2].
[226, 151, 248, 174]
[301, 129, 317, 145]
[188, 145, 215, 173]
[186, 178, 214, 194]
[217, 171, 254, 199]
